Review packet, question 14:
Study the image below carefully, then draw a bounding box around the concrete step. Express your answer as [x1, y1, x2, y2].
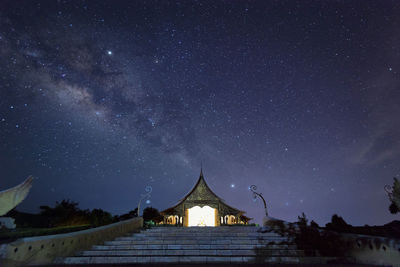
[141, 228, 266, 233]
[140, 228, 266, 231]
[114, 238, 291, 243]
[56, 226, 343, 265]
[60, 255, 315, 264]
[59, 226, 345, 265]
[78, 249, 305, 257]
[130, 233, 281, 238]
[59, 256, 339, 264]
[92, 244, 298, 250]
[117, 236, 286, 241]
[104, 238, 292, 246]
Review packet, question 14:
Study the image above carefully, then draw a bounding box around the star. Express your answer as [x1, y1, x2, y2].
[0, 0, 398, 228]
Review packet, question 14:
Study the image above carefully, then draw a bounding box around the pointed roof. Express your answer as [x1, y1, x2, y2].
[161, 169, 244, 214]
[180, 169, 221, 202]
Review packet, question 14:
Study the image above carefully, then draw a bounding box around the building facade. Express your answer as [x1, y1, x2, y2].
[160, 170, 250, 226]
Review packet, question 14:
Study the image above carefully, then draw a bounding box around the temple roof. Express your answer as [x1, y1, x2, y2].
[161, 169, 245, 215]
[180, 168, 220, 202]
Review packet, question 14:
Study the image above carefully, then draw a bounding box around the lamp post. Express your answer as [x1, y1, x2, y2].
[249, 185, 268, 216]
[137, 186, 152, 217]
[385, 184, 393, 201]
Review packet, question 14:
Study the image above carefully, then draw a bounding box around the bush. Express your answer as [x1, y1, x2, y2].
[294, 213, 348, 257]
[114, 208, 138, 222]
[143, 207, 163, 223]
[39, 200, 90, 227]
[90, 209, 113, 227]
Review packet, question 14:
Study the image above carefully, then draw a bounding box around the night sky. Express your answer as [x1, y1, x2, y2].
[1, 0, 399, 226]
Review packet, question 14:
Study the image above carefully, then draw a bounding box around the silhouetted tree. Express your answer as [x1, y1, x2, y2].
[39, 199, 90, 227]
[310, 220, 319, 228]
[115, 208, 138, 221]
[90, 209, 113, 227]
[325, 214, 351, 232]
[38, 200, 116, 227]
[386, 177, 400, 214]
[143, 207, 163, 223]
[297, 212, 308, 227]
[389, 202, 399, 214]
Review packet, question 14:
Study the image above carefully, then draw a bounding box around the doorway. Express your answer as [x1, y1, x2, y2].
[187, 206, 215, 227]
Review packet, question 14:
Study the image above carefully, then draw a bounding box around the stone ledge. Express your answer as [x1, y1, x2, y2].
[0, 217, 143, 266]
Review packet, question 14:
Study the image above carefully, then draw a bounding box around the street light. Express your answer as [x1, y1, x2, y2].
[137, 186, 152, 217]
[249, 185, 268, 216]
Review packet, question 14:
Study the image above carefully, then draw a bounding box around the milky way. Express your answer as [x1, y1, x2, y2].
[1, 0, 400, 226]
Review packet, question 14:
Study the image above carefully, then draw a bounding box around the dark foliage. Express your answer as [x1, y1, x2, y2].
[387, 177, 400, 214]
[114, 208, 138, 221]
[7, 200, 116, 228]
[323, 213, 400, 238]
[143, 207, 163, 223]
[294, 213, 349, 257]
[296, 226, 349, 256]
[310, 220, 319, 228]
[39, 200, 90, 227]
[297, 212, 308, 227]
[325, 214, 351, 232]
[5, 209, 46, 228]
[263, 219, 287, 235]
[349, 221, 400, 239]
[89, 209, 113, 227]
[389, 201, 399, 214]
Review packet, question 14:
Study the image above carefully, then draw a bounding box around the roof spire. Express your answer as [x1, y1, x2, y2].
[200, 161, 204, 178]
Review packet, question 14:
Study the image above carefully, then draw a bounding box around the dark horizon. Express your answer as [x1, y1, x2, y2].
[1, 0, 399, 226]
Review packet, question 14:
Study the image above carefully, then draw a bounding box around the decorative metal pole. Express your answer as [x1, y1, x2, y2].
[137, 186, 152, 217]
[385, 184, 393, 201]
[249, 185, 268, 216]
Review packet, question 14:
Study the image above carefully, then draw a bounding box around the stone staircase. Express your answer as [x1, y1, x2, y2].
[57, 226, 334, 264]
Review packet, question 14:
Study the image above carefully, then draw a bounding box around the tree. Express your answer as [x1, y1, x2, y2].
[386, 177, 400, 214]
[310, 220, 319, 228]
[115, 208, 138, 221]
[389, 202, 399, 214]
[90, 209, 113, 227]
[40, 199, 90, 227]
[297, 212, 308, 227]
[325, 214, 351, 232]
[143, 207, 163, 223]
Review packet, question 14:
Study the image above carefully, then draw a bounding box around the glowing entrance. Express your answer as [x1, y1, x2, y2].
[187, 206, 215, 227]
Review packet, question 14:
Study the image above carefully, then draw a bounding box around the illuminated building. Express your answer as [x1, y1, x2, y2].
[160, 169, 250, 226]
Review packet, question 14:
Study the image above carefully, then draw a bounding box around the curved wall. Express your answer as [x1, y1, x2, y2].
[0, 217, 143, 266]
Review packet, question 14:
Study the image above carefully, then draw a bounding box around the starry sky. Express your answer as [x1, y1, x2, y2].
[1, 0, 399, 226]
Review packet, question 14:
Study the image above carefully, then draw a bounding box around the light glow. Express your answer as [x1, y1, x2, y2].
[187, 205, 215, 227]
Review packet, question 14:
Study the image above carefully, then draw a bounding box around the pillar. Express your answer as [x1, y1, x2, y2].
[184, 209, 189, 227]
